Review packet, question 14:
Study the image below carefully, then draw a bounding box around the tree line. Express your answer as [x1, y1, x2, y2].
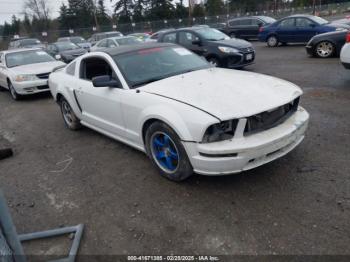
[1, 0, 349, 37]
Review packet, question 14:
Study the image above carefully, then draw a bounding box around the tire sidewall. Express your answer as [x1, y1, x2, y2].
[145, 122, 193, 182]
[8, 82, 19, 100]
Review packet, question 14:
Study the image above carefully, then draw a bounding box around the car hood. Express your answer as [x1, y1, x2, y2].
[208, 38, 252, 49]
[140, 68, 302, 121]
[9, 61, 66, 75]
[60, 48, 87, 56]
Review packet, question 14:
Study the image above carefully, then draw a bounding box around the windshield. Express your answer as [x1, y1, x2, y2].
[195, 28, 230, 41]
[310, 16, 329, 25]
[261, 16, 276, 24]
[20, 39, 41, 46]
[114, 46, 210, 88]
[70, 37, 86, 44]
[55, 42, 80, 51]
[115, 37, 142, 46]
[6, 50, 55, 68]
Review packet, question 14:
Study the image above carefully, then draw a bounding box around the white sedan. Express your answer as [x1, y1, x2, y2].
[90, 36, 142, 52]
[49, 43, 309, 181]
[0, 48, 65, 100]
[340, 32, 350, 69]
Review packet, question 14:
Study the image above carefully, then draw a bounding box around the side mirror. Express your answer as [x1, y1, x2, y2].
[192, 39, 201, 46]
[310, 23, 317, 28]
[92, 75, 120, 88]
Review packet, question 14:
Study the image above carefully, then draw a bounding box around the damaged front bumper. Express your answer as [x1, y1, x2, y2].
[183, 106, 309, 175]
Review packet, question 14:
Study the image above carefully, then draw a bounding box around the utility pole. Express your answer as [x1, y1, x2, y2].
[313, 0, 316, 15]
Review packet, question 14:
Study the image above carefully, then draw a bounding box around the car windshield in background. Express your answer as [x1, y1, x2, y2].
[70, 37, 86, 44]
[114, 46, 210, 88]
[261, 16, 276, 24]
[56, 42, 80, 51]
[6, 50, 55, 68]
[115, 37, 142, 46]
[195, 28, 230, 41]
[20, 39, 41, 45]
[311, 16, 329, 25]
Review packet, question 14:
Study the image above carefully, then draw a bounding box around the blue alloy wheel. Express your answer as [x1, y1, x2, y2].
[151, 132, 179, 173]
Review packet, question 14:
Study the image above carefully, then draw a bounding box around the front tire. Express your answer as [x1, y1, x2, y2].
[145, 122, 193, 182]
[59, 97, 82, 130]
[8, 81, 21, 100]
[267, 35, 279, 47]
[315, 41, 335, 58]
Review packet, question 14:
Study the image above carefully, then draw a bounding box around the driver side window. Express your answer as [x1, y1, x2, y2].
[80, 57, 117, 83]
[279, 18, 295, 28]
[178, 32, 199, 45]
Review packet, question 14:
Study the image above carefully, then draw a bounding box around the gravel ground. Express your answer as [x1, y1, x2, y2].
[0, 42, 349, 259]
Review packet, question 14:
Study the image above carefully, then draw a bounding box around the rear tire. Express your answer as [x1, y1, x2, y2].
[267, 35, 279, 47]
[145, 121, 193, 182]
[59, 97, 82, 130]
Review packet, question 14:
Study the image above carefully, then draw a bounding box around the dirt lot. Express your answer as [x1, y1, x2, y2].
[0, 42, 349, 259]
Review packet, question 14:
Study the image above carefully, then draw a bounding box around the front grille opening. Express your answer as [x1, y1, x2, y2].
[244, 97, 299, 136]
[36, 72, 50, 79]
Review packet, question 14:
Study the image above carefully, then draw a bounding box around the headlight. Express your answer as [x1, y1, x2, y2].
[218, 46, 239, 53]
[202, 120, 239, 143]
[14, 74, 39, 82]
[55, 54, 61, 60]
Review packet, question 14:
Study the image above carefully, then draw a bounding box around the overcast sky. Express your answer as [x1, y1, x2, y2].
[0, 0, 115, 25]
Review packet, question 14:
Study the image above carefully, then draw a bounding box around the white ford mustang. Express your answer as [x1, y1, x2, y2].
[0, 48, 65, 100]
[49, 43, 309, 181]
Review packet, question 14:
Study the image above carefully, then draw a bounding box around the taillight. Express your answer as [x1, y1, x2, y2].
[346, 31, 350, 43]
[259, 27, 264, 33]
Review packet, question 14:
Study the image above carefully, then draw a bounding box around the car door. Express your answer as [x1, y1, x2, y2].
[250, 18, 264, 38]
[75, 55, 126, 137]
[177, 31, 205, 56]
[276, 18, 296, 43]
[295, 17, 318, 42]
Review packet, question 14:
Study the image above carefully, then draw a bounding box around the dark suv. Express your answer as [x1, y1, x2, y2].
[223, 16, 276, 39]
[158, 27, 255, 69]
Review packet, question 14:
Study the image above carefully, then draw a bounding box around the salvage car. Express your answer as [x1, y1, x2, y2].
[340, 32, 350, 69]
[88, 31, 123, 46]
[306, 29, 348, 58]
[49, 43, 309, 181]
[259, 15, 350, 47]
[46, 42, 87, 63]
[223, 16, 276, 39]
[8, 38, 45, 50]
[0, 48, 65, 100]
[158, 27, 255, 68]
[57, 36, 92, 51]
[90, 36, 142, 52]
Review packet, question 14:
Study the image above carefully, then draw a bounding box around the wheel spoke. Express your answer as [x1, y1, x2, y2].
[165, 156, 174, 170]
[156, 151, 166, 159]
[169, 149, 178, 160]
[153, 137, 164, 147]
[163, 135, 170, 146]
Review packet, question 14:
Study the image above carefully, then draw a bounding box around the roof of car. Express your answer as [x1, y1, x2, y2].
[103, 42, 176, 56]
[287, 14, 315, 18]
[1, 48, 43, 54]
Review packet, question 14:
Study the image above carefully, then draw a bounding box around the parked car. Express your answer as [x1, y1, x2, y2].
[8, 38, 45, 50]
[306, 29, 348, 58]
[57, 36, 91, 51]
[0, 48, 65, 100]
[91, 36, 142, 52]
[158, 27, 255, 68]
[223, 16, 276, 39]
[88, 31, 123, 46]
[149, 29, 174, 42]
[340, 31, 350, 69]
[46, 42, 87, 63]
[332, 17, 350, 26]
[48, 43, 309, 181]
[259, 15, 350, 47]
[128, 33, 151, 42]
